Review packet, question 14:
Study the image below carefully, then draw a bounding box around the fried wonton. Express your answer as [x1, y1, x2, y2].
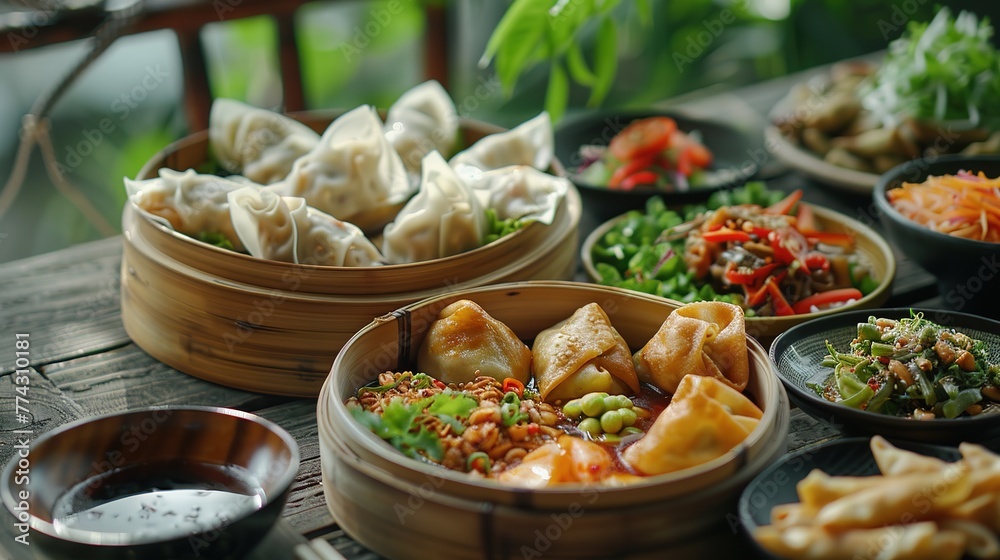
[497, 435, 612, 487]
[633, 301, 749, 394]
[621, 375, 762, 476]
[753, 521, 966, 560]
[532, 303, 640, 403]
[416, 299, 531, 385]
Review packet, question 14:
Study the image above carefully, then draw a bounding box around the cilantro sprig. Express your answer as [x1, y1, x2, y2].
[350, 391, 479, 462]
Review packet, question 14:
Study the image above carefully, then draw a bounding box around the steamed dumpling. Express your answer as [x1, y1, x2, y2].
[621, 374, 762, 475]
[272, 105, 411, 233]
[208, 98, 320, 184]
[227, 186, 383, 266]
[531, 303, 640, 403]
[384, 80, 459, 176]
[416, 299, 531, 385]
[125, 168, 250, 251]
[449, 112, 553, 178]
[633, 301, 749, 394]
[381, 151, 487, 264]
[469, 165, 569, 225]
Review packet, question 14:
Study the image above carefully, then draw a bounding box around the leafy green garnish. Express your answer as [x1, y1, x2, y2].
[197, 231, 235, 250]
[484, 207, 525, 244]
[862, 8, 1000, 129]
[350, 391, 479, 462]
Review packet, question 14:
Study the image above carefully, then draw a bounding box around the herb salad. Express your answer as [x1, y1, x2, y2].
[814, 312, 1000, 419]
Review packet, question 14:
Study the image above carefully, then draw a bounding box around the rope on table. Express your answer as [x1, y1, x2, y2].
[0, 0, 144, 235]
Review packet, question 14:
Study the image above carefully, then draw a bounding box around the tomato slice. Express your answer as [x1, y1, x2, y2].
[608, 154, 656, 187]
[618, 171, 659, 191]
[669, 130, 713, 170]
[610, 117, 677, 162]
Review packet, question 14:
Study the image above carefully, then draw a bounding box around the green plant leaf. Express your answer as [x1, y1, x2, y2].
[636, 0, 652, 24]
[548, 0, 595, 56]
[566, 41, 596, 86]
[588, 15, 618, 107]
[597, 0, 623, 16]
[546, 59, 570, 123]
[492, 1, 552, 95]
[480, 0, 550, 68]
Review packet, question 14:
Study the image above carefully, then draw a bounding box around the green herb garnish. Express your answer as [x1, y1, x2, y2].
[350, 391, 479, 462]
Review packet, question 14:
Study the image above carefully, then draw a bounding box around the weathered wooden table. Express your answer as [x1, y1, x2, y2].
[0, 60, 951, 559]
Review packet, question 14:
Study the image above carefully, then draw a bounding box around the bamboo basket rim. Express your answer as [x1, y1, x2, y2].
[322, 280, 787, 499]
[581, 203, 897, 326]
[133, 113, 570, 273]
[122, 198, 580, 303]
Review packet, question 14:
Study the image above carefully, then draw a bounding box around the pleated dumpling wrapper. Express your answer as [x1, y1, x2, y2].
[622, 374, 762, 476]
[416, 299, 531, 385]
[532, 303, 640, 403]
[633, 300, 749, 394]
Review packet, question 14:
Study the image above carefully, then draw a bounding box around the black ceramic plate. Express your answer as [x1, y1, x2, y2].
[738, 437, 962, 559]
[769, 307, 1000, 445]
[554, 110, 758, 221]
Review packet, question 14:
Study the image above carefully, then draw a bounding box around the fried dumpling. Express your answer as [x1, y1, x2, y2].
[633, 301, 749, 394]
[208, 98, 320, 185]
[532, 303, 640, 403]
[449, 112, 553, 179]
[125, 168, 250, 251]
[381, 151, 487, 264]
[384, 80, 459, 176]
[227, 187, 383, 266]
[416, 299, 531, 385]
[622, 375, 761, 476]
[272, 105, 411, 233]
[753, 522, 966, 560]
[497, 436, 612, 487]
[871, 435, 949, 476]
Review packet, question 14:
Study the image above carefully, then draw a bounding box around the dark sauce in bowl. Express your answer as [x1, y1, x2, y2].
[51, 460, 265, 544]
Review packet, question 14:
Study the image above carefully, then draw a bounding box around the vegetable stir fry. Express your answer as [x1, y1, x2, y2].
[590, 183, 878, 317]
[815, 312, 1000, 419]
[575, 116, 714, 191]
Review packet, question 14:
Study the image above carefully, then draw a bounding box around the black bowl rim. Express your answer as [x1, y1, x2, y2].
[874, 154, 1000, 251]
[769, 306, 1000, 431]
[736, 436, 961, 536]
[0, 405, 301, 545]
[554, 108, 759, 197]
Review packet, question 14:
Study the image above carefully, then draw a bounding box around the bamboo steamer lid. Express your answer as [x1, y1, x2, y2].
[317, 281, 791, 559]
[120, 115, 581, 397]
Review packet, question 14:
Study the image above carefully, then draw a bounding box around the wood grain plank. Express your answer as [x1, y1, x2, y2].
[0, 368, 85, 468]
[0, 237, 129, 375]
[42, 343, 290, 415]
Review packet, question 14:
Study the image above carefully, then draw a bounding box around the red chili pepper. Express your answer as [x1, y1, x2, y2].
[766, 280, 795, 316]
[803, 252, 830, 272]
[796, 202, 817, 231]
[702, 228, 752, 243]
[801, 229, 855, 249]
[432, 379, 447, 390]
[791, 288, 864, 314]
[768, 227, 810, 270]
[527, 423, 540, 436]
[746, 269, 786, 307]
[867, 377, 881, 391]
[725, 262, 780, 285]
[502, 377, 525, 398]
[766, 189, 803, 215]
[619, 171, 660, 191]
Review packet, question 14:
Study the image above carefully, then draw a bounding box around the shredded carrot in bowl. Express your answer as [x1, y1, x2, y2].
[887, 171, 1000, 242]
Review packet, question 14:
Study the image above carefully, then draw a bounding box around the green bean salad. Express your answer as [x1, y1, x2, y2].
[814, 312, 1000, 419]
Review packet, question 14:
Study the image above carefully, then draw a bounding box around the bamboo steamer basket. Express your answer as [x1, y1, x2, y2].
[318, 281, 790, 559]
[120, 114, 581, 397]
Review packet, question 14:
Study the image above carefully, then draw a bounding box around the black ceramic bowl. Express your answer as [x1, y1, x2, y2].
[738, 437, 961, 560]
[874, 155, 1000, 318]
[1, 406, 299, 560]
[554, 110, 758, 222]
[769, 307, 1000, 445]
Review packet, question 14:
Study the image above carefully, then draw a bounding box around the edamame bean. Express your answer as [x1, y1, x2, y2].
[578, 417, 602, 437]
[603, 396, 621, 411]
[601, 410, 623, 434]
[562, 399, 583, 419]
[581, 393, 606, 417]
[619, 408, 637, 427]
[615, 395, 633, 409]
